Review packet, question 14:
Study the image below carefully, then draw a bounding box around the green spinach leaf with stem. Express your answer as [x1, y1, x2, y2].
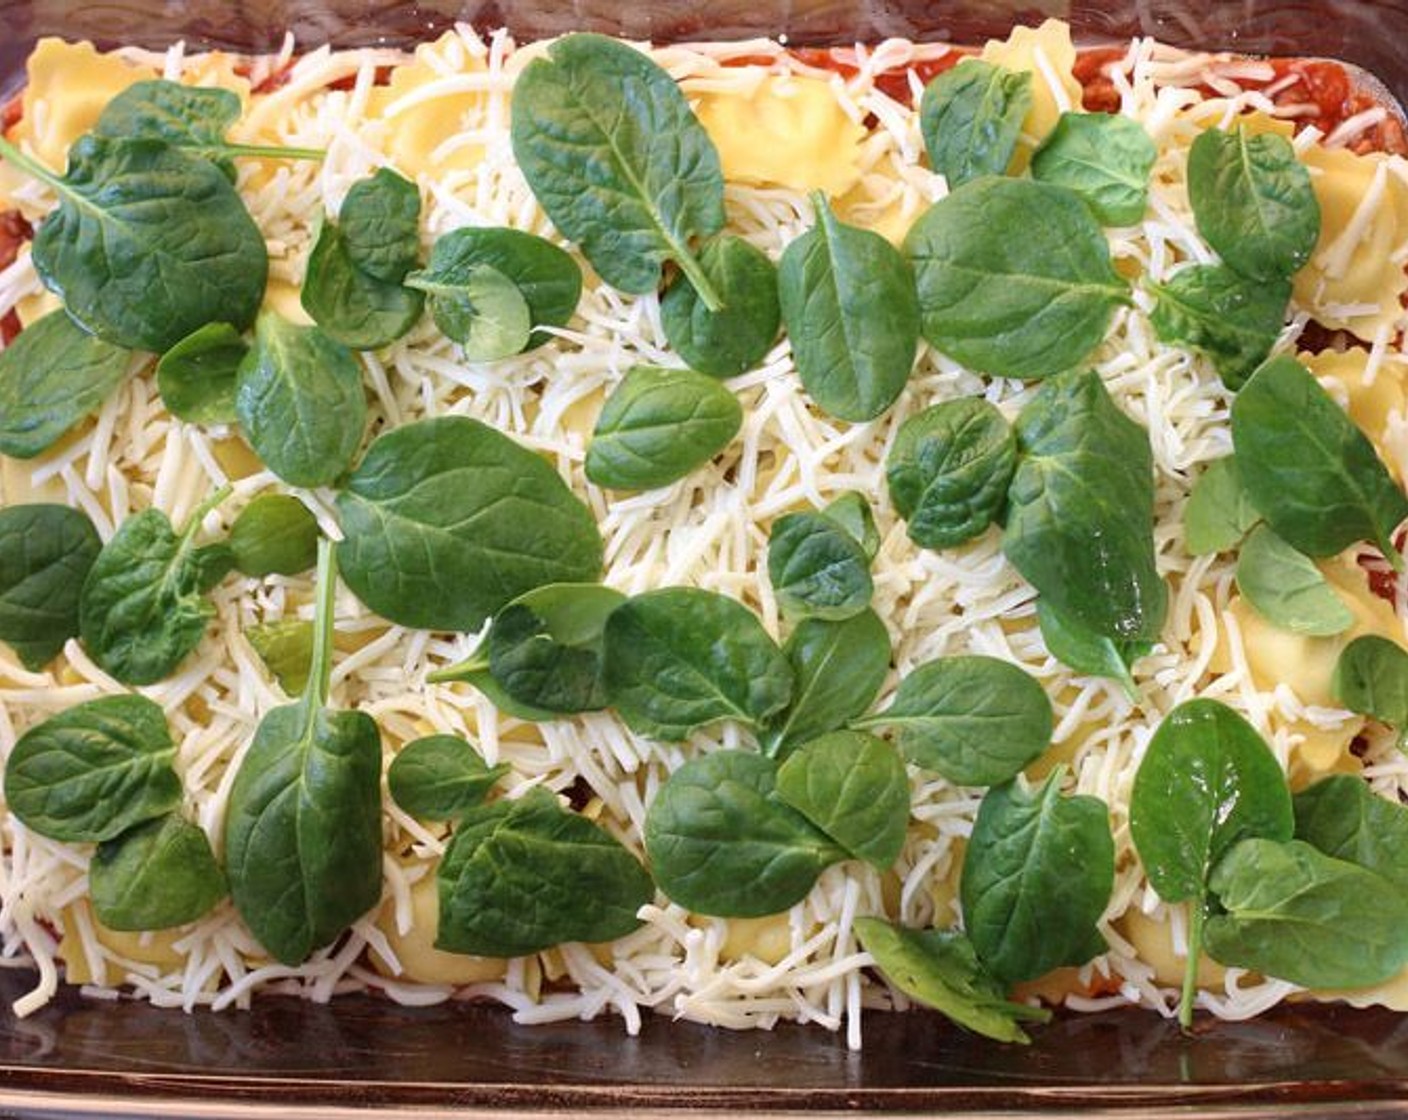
[1205, 838, 1408, 989]
[408, 226, 581, 352]
[1186, 126, 1320, 282]
[227, 493, 320, 578]
[486, 583, 626, 715]
[428, 647, 559, 723]
[778, 191, 919, 422]
[602, 587, 793, 741]
[1232, 356, 1408, 569]
[1235, 524, 1353, 636]
[1183, 455, 1261, 556]
[919, 60, 1032, 188]
[760, 608, 890, 760]
[1332, 636, 1408, 749]
[905, 177, 1129, 380]
[1128, 698, 1292, 1027]
[855, 919, 1051, 1044]
[822, 492, 880, 559]
[585, 366, 742, 491]
[1004, 368, 1167, 644]
[1036, 598, 1149, 700]
[644, 750, 845, 917]
[775, 730, 909, 869]
[1295, 774, 1408, 892]
[767, 510, 873, 621]
[301, 223, 424, 351]
[235, 313, 367, 488]
[0, 135, 267, 352]
[661, 233, 780, 377]
[95, 79, 325, 167]
[337, 416, 602, 632]
[4, 694, 181, 842]
[0, 503, 101, 670]
[1149, 265, 1290, 390]
[437, 786, 652, 956]
[854, 654, 1051, 786]
[405, 261, 530, 360]
[885, 397, 1016, 549]
[510, 33, 725, 308]
[156, 322, 246, 424]
[961, 770, 1114, 984]
[387, 733, 509, 821]
[224, 538, 383, 966]
[90, 812, 227, 931]
[78, 487, 232, 686]
[245, 619, 313, 697]
[1030, 112, 1156, 226]
[0, 308, 133, 459]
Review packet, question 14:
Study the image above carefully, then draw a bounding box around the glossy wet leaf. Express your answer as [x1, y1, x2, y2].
[437, 787, 653, 956]
[767, 510, 873, 621]
[4, 694, 180, 842]
[644, 750, 844, 917]
[1036, 598, 1148, 698]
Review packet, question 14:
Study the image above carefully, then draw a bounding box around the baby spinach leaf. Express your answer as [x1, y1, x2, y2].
[775, 730, 909, 869]
[919, 60, 1031, 188]
[767, 511, 873, 621]
[337, 415, 602, 632]
[760, 609, 891, 760]
[1030, 112, 1156, 226]
[823, 492, 880, 559]
[854, 655, 1051, 787]
[4, 694, 180, 843]
[1235, 524, 1353, 636]
[0, 308, 132, 459]
[0, 503, 101, 670]
[90, 812, 227, 931]
[644, 750, 844, 917]
[486, 583, 626, 715]
[235, 313, 367, 488]
[224, 539, 383, 966]
[1183, 455, 1261, 556]
[1004, 369, 1167, 643]
[245, 619, 313, 697]
[156, 322, 246, 425]
[93, 79, 324, 167]
[961, 772, 1114, 984]
[603, 587, 793, 741]
[78, 488, 230, 686]
[905, 177, 1129, 380]
[1232, 356, 1408, 569]
[885, 397, 1016, 549]
[437, 787, 652, 956]
[409, 227, 581, 352]
[337, 167, 421, 282]
[387, 733, 509, 821]
[1332, 636, 1408, 749]
[1294, 774, 1408, 893]
[0, 135, 267, 352]
[855, 919, 1051, 1044]
[585, 366, 742, 491]
[1186, 126, 1320, 282]
[406, 261, 530, 360]
[1128, 698, 1292, 1026]
[1149, 265, 1290, 390]
[661, 233, 781, 377]
[429, 649, 559, 723]
[778, 192, 919, 422]
[510, 33, 725, 308]
[301, 222, 424, 351]
[227, 494, 320, 578]
[1205, 838, 1408, 989]
[1036, 598, 1148, 699]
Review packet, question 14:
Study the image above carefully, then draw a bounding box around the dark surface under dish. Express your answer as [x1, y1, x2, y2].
[4, 0, 1408, 1113]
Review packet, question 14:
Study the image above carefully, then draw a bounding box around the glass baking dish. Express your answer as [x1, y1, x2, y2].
[3, 1, 1408, 1114]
